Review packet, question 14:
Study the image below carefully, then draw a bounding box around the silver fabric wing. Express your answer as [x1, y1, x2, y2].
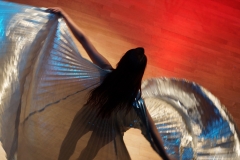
[0, 1, 111, 159]
[142, 78, 240, 159]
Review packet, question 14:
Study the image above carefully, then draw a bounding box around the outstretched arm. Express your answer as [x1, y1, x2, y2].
[48, 7, 113, 70]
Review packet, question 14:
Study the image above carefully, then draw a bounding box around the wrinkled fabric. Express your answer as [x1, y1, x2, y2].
[0, 1, 240, 160]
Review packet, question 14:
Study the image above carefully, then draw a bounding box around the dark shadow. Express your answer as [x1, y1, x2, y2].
[58, 106, 116, 160]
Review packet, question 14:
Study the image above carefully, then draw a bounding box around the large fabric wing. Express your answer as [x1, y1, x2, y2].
[141, 78, 240, 159]
[0, 1, 109, 159]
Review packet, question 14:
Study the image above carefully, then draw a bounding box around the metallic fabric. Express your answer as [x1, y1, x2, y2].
[0, 2, 57, 159]
[0, 1, 239, 160]
[142, 78, 240, 159]
[0, 2, 140, 160]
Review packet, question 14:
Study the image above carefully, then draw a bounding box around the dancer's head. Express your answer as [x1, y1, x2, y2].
[86, 47, 147, 118]
[116, 47, 147, 80]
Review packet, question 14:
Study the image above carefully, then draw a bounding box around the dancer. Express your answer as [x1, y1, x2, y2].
[1, 2, 239, 159]
[47, 7, 172, 160]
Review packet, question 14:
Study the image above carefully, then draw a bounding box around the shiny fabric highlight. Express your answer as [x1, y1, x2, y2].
[142, 78, 240, 159]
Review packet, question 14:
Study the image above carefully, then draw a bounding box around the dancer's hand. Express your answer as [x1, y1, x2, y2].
[47, 7, 64, 15]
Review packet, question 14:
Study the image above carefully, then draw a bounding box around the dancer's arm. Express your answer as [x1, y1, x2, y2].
[146, 109, 173, 160]
[47, 7, 113, 70]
